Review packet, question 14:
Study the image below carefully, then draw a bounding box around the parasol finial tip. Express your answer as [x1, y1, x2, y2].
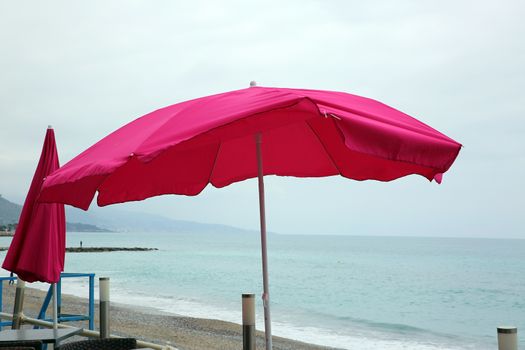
[249, 81, 257, 87]
[48, 125, 53, 129]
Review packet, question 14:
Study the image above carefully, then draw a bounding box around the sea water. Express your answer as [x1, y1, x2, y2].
[1, 233, 523, 350]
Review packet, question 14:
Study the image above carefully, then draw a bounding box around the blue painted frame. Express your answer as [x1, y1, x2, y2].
[0, 273, 95, 330]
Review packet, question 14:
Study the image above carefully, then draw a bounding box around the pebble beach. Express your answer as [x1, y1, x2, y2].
[2, 284, 339, 350]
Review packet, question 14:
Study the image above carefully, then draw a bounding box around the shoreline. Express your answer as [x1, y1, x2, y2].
[2, 284, 341, 350]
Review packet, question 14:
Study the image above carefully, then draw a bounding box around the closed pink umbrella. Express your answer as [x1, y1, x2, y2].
[3, 127, 65, 329]
[40, 84, 461, 349]
[3, 127, 66, 283]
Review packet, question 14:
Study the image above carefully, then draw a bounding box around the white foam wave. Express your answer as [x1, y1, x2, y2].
[52, 278, 477, 350]
[1, 273, 480, 350]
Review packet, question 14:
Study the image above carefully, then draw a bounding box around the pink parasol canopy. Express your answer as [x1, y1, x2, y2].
[3, 127, 66, 283]
[40, 86, 461, 210]
[39, 85, 461, 349]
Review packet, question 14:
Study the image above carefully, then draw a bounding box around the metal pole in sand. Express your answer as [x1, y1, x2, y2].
[11, 278, 25, 329]
[52, 283, 58, 329]
[50, 283, 58, 350]
[242, 294, 256, 350]
[255, 131, 272, 350]
[99, 277, 110, 338]
[497, 327, 517, 350]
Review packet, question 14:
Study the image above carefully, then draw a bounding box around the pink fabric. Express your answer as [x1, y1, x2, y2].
[3, 129, 66, 283]
[40, 86, 461, 210]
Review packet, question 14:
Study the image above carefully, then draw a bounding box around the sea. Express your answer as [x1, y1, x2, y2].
[1, 232, 523, 350]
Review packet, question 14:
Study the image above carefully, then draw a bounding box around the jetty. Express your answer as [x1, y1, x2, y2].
[0, 247, 158, 252]
[66, 247, 158, 253]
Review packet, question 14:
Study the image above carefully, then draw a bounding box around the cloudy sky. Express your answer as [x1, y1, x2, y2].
[1, 1, 523, 238]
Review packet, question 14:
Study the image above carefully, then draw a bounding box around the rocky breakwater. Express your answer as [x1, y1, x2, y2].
[66, 247, 158, 253]
[0, 247, 158, 252]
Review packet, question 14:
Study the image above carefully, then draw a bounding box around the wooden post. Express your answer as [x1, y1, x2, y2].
[498, 327, 517, 350]
[99, 277, 110, 338]
[11, 278, 25, 329]
[242, 294, 255, 350]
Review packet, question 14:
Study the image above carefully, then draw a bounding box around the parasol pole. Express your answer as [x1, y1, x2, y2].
[52, 283, 58, 329]
[255, 132, 272, 350]
[49, 125, 58, 331]
[50, 125, 58, 330]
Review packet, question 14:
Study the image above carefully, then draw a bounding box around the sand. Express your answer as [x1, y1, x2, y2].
[1, 284, 340, 350]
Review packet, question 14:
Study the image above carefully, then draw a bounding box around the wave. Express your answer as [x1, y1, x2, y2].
[337, 315, 445, 336]
[44, 277, 489, 350]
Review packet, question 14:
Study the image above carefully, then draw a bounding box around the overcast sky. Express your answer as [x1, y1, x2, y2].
[1, 1, 524, 238]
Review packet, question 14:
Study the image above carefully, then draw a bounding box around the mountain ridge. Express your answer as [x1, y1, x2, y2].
[0, 195, 257, 234]
[0, 195, 22, 226]
[0, 194, 110, 232]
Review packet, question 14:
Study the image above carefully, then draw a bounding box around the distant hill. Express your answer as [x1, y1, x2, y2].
[66, 222, 113, 232]
[0, 195, 110, 233]
[0, 195, 22, 225]
[0, 195, 257, 235]
[65, 206, 258, 234]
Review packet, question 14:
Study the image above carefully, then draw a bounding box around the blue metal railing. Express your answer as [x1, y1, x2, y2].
[0, 272, 95, 330]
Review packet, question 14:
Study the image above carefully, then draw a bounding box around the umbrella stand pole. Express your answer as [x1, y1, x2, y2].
[12, 278, 25, 329]
[256, 133, 272, 350]
[52, 283, 58, 329]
